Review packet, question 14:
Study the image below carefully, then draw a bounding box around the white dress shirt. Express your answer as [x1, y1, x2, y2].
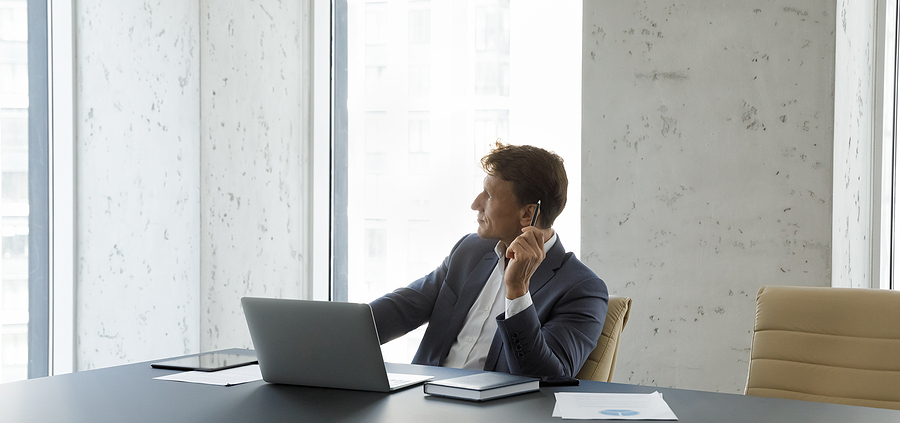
[442, 232, 558, 370]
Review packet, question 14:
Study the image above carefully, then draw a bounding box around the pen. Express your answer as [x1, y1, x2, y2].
[530, 200, 541, 227]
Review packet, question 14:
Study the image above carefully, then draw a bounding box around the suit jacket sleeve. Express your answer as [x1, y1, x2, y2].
[495, 273, 608, 377]
[369, 235, 468, 344]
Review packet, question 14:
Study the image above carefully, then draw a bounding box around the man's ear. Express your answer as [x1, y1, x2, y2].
[520, 203, 538, 227]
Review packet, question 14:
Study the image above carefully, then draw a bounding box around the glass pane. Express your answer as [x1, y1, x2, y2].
[895, 4, 900, 291]
[0, 0, 30, 383]
[346, 0, 582, 363]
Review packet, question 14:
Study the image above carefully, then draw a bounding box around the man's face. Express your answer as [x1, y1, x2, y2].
[471, 174, 528, 244]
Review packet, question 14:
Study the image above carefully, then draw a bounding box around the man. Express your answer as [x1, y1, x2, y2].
[370, 143, 608, 377]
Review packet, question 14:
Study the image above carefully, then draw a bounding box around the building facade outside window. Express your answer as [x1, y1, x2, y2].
[0, 0, 30, 383]
[343, 0, 582, 363]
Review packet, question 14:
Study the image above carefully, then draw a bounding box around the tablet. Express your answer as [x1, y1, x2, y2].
[151, 351, 258, 372]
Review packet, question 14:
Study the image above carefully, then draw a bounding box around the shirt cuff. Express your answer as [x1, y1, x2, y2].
[505, 292, 533, 319]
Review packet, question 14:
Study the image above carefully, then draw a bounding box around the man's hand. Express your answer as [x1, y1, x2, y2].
[504, 226, 546, 299]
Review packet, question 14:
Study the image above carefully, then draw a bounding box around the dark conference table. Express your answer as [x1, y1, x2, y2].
[2, 350, 898, 422]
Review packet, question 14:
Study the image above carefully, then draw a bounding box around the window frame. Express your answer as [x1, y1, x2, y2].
[331, 0, 349, 302]
[308, 0, 334, 301]
[48, 0, 76, 375]
[26, 0, 50, 379]
[877, 0, 899, 291]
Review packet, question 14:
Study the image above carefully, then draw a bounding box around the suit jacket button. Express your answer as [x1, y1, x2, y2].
[515, 345, 523, 351]
[517, 352, 525, 358]
[511, 332, 518, 339]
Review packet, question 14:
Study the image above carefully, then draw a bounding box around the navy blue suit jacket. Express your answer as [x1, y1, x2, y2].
[370, 233, 608, 377]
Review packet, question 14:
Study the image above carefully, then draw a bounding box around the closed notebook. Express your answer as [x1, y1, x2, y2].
[424, 372, 540, 401]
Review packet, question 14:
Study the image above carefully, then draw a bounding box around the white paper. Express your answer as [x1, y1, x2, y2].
[553, 392, 677, 420]
[154, 364, 263, 386]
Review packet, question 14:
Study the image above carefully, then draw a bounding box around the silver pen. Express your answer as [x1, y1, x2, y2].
[530, 200, 541, 227]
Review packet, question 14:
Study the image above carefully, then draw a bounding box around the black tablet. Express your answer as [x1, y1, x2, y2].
[151, 351, 258, 372]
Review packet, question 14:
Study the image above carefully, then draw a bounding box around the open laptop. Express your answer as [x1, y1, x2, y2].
[241, 297, 432, 392]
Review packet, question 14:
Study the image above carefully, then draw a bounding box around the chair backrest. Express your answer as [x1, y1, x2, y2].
[745, 285, 900, 410]
[575, 295, 632, 382]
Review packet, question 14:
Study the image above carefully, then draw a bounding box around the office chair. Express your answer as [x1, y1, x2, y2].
[745, 285, 900, 410]
[575, 295, 632, 382]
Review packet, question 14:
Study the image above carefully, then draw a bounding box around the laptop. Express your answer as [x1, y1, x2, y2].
[241, 297, 432, 392]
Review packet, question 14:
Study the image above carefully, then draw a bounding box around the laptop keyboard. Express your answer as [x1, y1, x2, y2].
[387, 372, 432, 389]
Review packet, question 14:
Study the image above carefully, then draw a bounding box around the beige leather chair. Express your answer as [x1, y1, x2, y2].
[576, 295, 632, 382]
[745, 285, 900, 410]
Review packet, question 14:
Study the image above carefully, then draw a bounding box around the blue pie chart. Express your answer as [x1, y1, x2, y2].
[600, 409, 640, 416]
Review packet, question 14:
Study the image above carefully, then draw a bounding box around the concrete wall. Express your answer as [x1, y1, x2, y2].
[199, 0, 307, 351]
[581, 2, 835, 392]
[74, 0, 307, 369]
[832, 0, 877, 288]
[75, 1, 201, 370]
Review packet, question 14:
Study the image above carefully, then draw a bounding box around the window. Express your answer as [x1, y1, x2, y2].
[474, 0, 509, 97]
[0, 0, 37, 383]
[408, 2, 431, 100]
[0, 0, 53, 381]
[881, 0, 900, 290]
[339, 0, 582, 363]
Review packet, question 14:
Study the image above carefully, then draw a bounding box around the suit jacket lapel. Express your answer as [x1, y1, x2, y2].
[439, 251, 498, 361]
[527, 236, 566, 295]
[483, 236, 567, 371]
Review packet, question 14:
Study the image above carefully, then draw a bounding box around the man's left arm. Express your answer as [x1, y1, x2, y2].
[496, 277, 608, 377]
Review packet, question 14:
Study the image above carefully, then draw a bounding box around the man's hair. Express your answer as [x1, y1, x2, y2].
[480, 141, 568, 229]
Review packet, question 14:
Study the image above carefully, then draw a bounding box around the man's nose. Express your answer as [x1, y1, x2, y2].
[470, 195, 482, 211]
